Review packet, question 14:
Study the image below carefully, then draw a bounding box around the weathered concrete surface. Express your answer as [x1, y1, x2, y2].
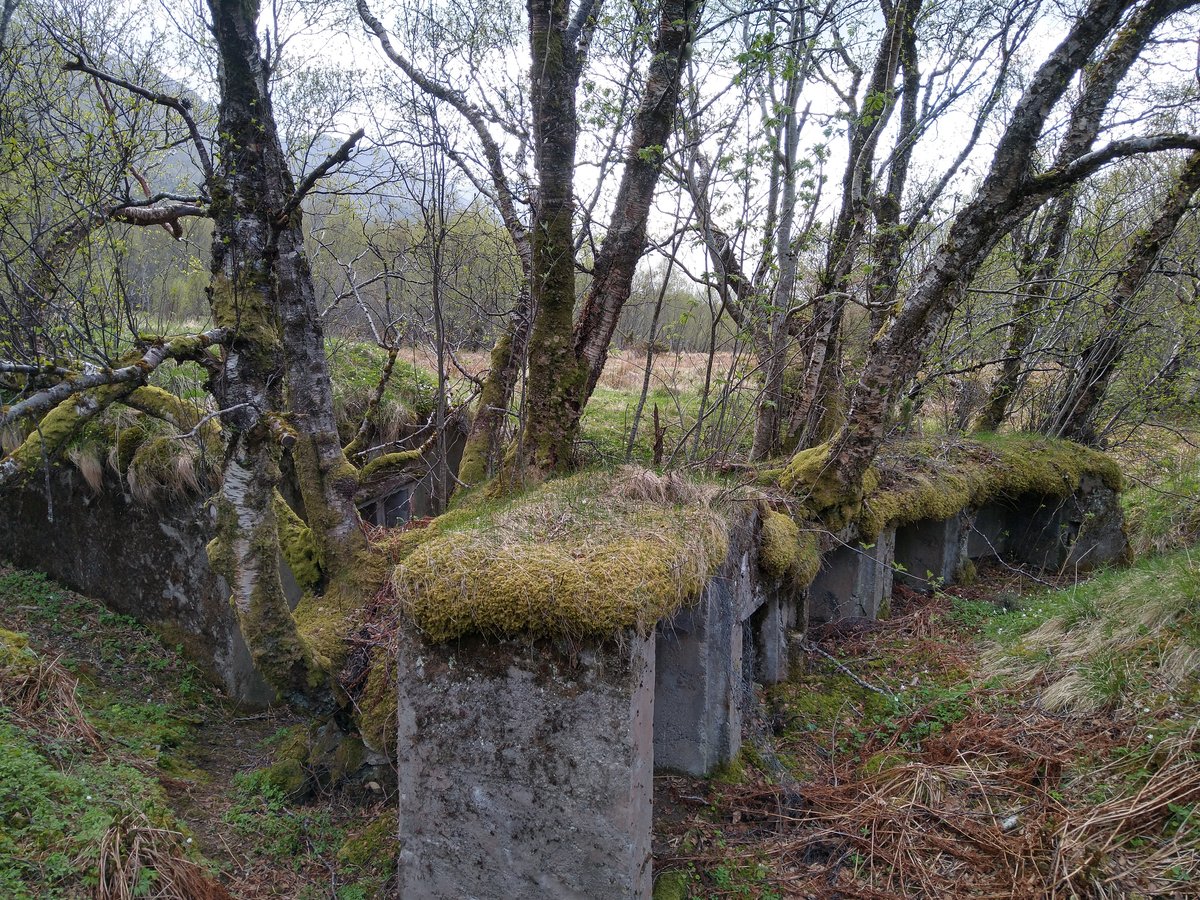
[654, 508, 791, 776]
[1004, 474, 1128, 572]
[894, 513, 970, 592]
[654, 567, 742, 777]
[808, 527, 895, 623]
[0, 465, 274, 704]
[395, 631, 655, 899]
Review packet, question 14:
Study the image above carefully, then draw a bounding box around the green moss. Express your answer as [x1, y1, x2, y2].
[856, 433, 1123, 537]
[653, 870, 692, 900]
[778, 443, 879, 529]
[356, 651, 395, 755]
[337, 811, 397, 869]
[255, 725, 314, 799]
[0, 628, 34, 670]
[863, 750, 908, 776]
[5, 383, 135, 481]
[273, 493, 323, 593]
[758, 510, 821, 588]
[357, 449, 421, 483]
[115, 424, 149, 473]
[393, 469, 729, 642]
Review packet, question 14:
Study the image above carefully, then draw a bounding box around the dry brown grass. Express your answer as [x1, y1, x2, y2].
[656, 579, 1200, 899]
[94, 812, 233, 900]
[397, 344, 739, 396]
[0, 633, 100, 749]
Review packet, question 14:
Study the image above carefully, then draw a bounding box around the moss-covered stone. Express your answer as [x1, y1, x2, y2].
[856, 433, 1123, 537]
[257, 725, 313, 799]
[393, 469, 729, 642]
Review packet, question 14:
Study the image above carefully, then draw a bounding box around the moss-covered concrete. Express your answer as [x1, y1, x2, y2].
[393, 469, 729, 642]
[758, 509, 822, 588]
[856, 433, 1123, 537]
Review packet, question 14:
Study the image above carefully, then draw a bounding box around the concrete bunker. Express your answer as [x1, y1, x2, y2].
[0, 427, 464, 704]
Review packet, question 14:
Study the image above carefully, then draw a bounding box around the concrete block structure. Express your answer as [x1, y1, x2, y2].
[808, 527, 895, 622]
[894, 512, 971, 592]
[394, 631, 656, 899]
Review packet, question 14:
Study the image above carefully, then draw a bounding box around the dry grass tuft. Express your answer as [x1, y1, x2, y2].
[68, 447, 105, 493]
[0, 630, 100, 749]
[984, 551, 1200, 714]
[94, 812, 234, 900]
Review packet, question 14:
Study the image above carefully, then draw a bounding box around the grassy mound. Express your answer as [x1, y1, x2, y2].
[393, 468, 730, 642]
[984, 548, 1200, 714]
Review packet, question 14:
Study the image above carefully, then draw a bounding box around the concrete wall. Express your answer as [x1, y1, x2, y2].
[654, 508, 792, 776]
[0, 465, 274, 704]
[808, 527, 895, 623]
[394, 631, 656, 899]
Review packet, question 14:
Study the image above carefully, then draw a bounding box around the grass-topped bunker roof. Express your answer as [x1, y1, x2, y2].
[392, 468, 730, 642]
[856, 433, 1123, 537]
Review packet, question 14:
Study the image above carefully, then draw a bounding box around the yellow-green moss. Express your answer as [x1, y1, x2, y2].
[115, 424, 149, 473]
[0, 628, 35, 671]
[759, 510, 821, 588]
[337, 810, 398, 869]
[856, 433, 1124, 537]
[393, 469, 729, 642]
[357, 651, 396, 754]
[257, 725, 312, 798]
[778, 443, 879, 529]
[357, 449, 421, 483]
[273, 493, 323, 593]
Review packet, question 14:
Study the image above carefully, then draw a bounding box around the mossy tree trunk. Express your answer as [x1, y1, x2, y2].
[818, 0, 1195, 499]
[519, 0, 700, 474]
[520, 0, 586, 473]
[974, 192, 1076, 433]
[204, 0, 361, 710]
[362, 0, 699, 480]
[1042, 148, 1200, 445]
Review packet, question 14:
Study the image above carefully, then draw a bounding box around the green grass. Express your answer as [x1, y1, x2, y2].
[982, 549, 1200, 714]
[1123, 455, 1200, 558]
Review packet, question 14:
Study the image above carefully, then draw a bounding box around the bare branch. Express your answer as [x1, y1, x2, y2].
[275, 128, 366, 225]
[62, 54, 214, 181]
[0, 329, 228, 429]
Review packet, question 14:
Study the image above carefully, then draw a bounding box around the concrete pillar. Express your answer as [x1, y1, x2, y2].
[749, 592, 788, 685]
[808, 527, 895, 624]
[394, 631, 655, 899]
[893, 513, 970, 592]
[966, 504, 1012, 560]
[654, 571, 742, 776]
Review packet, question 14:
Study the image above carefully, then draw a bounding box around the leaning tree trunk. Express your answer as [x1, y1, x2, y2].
[520, 0, 700, 473]
[974, 192, 1076, 433]
[1043, 148, 1200, 444]
[819, 0, 1179, 501]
